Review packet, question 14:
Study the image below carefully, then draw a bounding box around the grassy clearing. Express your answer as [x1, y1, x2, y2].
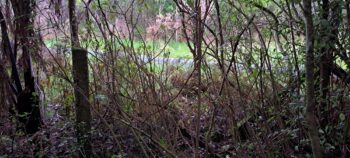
[45, 38, 192, 59]
[165, 41, 192, 59]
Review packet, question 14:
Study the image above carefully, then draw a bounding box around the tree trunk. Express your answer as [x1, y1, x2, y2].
[193, 1, 203, 157]
[303, 0, 323, 157]
[319, 0, 331, 127]
[319, 0, 340, 127]
[68, 0, 92, 156]
[10, 0, 41, 134]
[0, 10, 21, 95]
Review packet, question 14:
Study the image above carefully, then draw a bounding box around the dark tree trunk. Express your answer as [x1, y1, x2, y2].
[319, 0, 330, 112]
[10, 0, 41, 134]
[192, 1, 205, 157]
[303, 0, 323, 157]
[0, 10, 21, 94]
[68, 0, 92, 156]
[319, 0, 340, 127]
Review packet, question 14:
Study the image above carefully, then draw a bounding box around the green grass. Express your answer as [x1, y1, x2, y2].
[165, 41, 192, 59]
[44, 38, 192, 59]
[119, 40, 192, 59]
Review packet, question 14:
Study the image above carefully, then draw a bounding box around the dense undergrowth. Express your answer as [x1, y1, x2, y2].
[1, 0, 350, 157]
[1, 50, 348, 157]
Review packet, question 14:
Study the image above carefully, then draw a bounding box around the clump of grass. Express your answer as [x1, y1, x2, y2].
[166, 41, 192, 59]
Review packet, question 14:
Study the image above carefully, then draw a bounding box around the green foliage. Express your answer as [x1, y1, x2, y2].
[143, 0, 176, 15]
[339, 113, 345, 121]
[158, 138, 168, 149]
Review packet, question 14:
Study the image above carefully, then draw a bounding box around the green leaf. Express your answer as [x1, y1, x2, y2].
[252, 69, 258, 78]
[159, 138, 168, 148]
[339, 113, 346, 121]
[111, 155, 117, 158]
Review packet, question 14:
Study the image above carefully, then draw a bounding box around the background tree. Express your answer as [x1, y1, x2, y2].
[303, 0, 322, 157]
[68, 0, 92, 156]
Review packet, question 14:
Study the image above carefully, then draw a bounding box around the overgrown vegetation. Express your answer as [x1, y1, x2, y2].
[1, 0, 350, 157]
